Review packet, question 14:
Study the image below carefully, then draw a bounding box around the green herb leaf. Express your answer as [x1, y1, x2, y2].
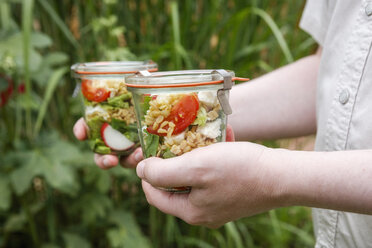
[162, 148, 176, 159]
[142, 95, 151, 114]
[144, 130, 159, 158]
[193, 107, 207, 126]
[86, 116, 105, 139]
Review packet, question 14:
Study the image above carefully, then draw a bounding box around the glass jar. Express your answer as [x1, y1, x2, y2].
[126, 69, 249, 193]
[71, 61, 158, 156]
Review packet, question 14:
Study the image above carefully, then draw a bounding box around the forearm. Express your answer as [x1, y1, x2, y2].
[267, 148, 372, 214]
[229, 49, 321, 141]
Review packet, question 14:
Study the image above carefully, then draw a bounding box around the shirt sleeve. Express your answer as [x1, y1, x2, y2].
[299, 0, 331, 46]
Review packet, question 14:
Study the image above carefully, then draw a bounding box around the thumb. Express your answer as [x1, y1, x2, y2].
[136, 154, 201, 188]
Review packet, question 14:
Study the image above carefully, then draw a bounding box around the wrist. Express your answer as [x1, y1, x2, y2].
[257, 147, 296, 209]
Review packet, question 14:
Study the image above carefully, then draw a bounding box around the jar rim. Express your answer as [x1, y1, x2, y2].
[126, 69, 248, 88]
[70, 60, 158, 75]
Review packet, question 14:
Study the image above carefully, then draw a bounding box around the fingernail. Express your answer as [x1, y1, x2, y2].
[134, 150, 142, 162]
[136, 161, 145, 178]
[103, 158, 110, 168]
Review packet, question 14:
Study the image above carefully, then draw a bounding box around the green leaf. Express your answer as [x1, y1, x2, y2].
[0, 31, 53, 72]
[10, 135, 84, 196]
[96, 171, 111, 193]
[192, 107, 207, 126]
[10, 152, 39, 195]
[162, 148, 176, 159]
[43, 52, 69, 66]
[144, 130, 159, 158]
[34, 67, 69, 136]
[62, 233, 91, 248]
[0, 175, 11, 210]
[30, 32, 52, 48]
[84, 166, 111, 193]
[32, 52, 69, 86]
[142, 95, 151, 114]
[4, 213, 26, 232]
[71, 193, 113, 224]
[107, 210, 150, 248]
[42, 161, 78, 196]
[4, 202, 44, 232]
[15, 92, 41, 110]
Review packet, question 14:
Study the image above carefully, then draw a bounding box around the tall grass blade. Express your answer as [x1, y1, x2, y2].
[210, 229, 227, 248]
[0, 2, 10, 30]
[181, 237, 215, 248]
[37, 0, 80, 49]
[236, 221, 256, 248]
[170, 0, 181, 69]
[22, 0, 34, 140]
[250, 7, 294, 63]
[279, 221, 315, 246]
[34, 67, 69, 137]
[269, 210, 282, 242]
[258, 60, 274, 72]
[224, 222, 244, 248]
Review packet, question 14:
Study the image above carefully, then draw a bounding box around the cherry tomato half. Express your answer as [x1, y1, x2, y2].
[81, 79, 110, 102]
[147, 94, 199, 136]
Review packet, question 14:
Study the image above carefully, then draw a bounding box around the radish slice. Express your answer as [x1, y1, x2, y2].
[101, 123, 134, 151]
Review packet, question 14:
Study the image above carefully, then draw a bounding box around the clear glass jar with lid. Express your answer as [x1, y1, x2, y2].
[126, 69, 248, 192]
[71, 61, 158, 155]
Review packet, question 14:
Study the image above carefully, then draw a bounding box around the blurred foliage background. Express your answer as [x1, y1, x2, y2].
[0, 0, 317, 247]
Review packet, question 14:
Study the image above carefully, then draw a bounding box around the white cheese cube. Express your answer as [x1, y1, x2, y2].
[196, 119, 222, 139]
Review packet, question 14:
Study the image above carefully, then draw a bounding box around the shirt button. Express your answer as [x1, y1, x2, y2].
[366, 3, 372, 16]
[339, 89, 350, 104]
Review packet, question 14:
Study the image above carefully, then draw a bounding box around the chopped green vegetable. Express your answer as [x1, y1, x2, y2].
[192, 107, 207, 126]
[144, 130, 159, 158]
[142, 95, 151, 114]
[124, 131, 139, 143]
[110, 118, 138, 142]
[162, 148, 176, 159]
[83, 98, 94, 106]
[100, 104, 116, 111]
[88, 138, 111, 154]
[86, 116, 105, 139]
[107, 93, 132, 108]
[95, 145, 111, 154]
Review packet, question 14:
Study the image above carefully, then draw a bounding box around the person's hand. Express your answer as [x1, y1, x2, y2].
[135, 126, 284, 228]
[73, 117, 143, 169]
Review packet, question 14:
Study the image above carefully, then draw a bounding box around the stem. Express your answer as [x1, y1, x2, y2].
[22, 0, 35, 140]
[170, 0, 181, 69]
[21, 198, 40, 247]
[0, 2, 10, 30]
[46, 186, 56, 243]
[149, 206, 159, 248]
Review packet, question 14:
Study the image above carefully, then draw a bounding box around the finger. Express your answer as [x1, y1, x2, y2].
[141, 180, 190, 219]
[226, 124, 235, 142]
[136, 152, 205, 187]
[73, 117, 88, 140]
[120, 147, 143, 168]
[94, 153, 119, 169]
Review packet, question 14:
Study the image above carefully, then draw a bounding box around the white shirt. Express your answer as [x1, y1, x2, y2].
[300, 0, 372, 247]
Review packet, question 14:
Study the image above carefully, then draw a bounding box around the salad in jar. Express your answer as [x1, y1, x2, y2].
[141, 90, 226, 158]
[126, 69, 248, 193]
[82, 77, 139, 155]
[71, 61, 158, 155]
